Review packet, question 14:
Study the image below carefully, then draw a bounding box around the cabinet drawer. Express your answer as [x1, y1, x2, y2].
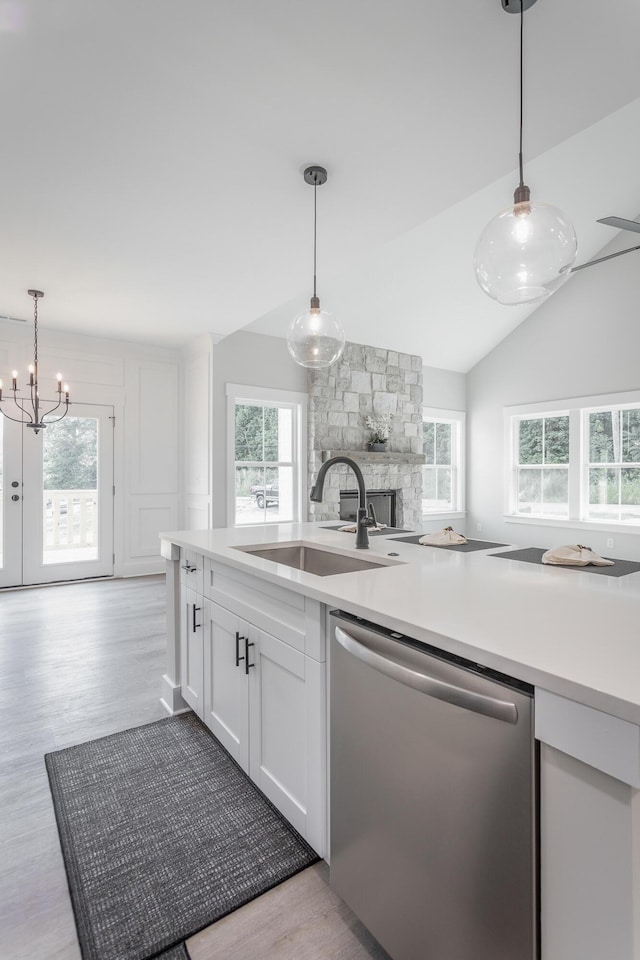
[204, 559, 324, 660]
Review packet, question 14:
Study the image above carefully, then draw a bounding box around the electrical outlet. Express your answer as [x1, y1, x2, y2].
[606, 538, 614, 550]
[476, 522, 483, 532]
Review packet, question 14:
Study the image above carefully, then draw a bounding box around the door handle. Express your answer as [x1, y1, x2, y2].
[192, 604, 201, 633]
[182, 563, 197, 573]
[334, 625, 518, 724]
[245, 635, 255, 675]
[235, 630, 246, 667]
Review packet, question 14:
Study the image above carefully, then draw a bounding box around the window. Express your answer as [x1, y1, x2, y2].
[422, 408, 465, 517]
[587, 408, 640, 523]
[505, 390, 640, 530]
[226, 384, 306, 527]
[515, 414, 570, 518]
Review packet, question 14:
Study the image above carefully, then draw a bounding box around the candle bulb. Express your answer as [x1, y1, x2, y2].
[0, 379, 3, 400]
[28, 364, 34, 386]
[63, 384, 69, 400]
[57, 373, 62, 394]
[12, 370, 17, 390]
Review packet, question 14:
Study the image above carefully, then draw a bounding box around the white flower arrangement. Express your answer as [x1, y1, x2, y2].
[365, 413, 392, 443]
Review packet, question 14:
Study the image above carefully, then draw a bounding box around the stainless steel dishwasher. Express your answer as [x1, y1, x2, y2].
[330, 610, 538, 960]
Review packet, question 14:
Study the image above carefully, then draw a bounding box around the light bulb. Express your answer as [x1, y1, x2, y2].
[475, 196, 577, 305]
[287, 298, 345, 369]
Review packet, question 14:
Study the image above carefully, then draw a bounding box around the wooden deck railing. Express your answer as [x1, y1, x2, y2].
[44, 489, 97, 549]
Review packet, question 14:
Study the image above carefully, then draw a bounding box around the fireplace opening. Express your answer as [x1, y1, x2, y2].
[339, 489, 398, 528]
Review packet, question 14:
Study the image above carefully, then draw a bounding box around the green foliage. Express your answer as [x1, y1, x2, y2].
[589, 410, 640, 464]
[235, 404, 279, 462]
[42, 417, 97, 490]
[423, 421, 451, 465]
[519, 416, 569, 465]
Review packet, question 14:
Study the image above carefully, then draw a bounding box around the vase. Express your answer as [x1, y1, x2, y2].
[367, 442, 388, 452]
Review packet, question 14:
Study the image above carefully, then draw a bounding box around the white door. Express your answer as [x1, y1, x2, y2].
[203, 599, 249, 769]
[248, 627, 308, 835]
[0, 417, 24, 588]
[0, 403, 114, 587]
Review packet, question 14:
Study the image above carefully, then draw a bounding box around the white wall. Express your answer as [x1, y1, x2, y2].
[179, 330, 307, 531]
[466, 231, 640, 559]
[422, 364, 466, 411]
[0, 321, 180, 577]
[181, 334, 213, 531]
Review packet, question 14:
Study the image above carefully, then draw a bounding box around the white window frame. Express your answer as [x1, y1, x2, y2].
[422, 407, 466, 521]
[225, 383, 307, 528]
[504, 389, 640, 533]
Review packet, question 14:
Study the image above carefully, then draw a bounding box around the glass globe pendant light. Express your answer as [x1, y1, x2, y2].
[287, 165, 345, 368]
[474, 0, 577, 304]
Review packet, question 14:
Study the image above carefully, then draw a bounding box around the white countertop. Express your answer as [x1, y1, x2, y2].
[161, 522, 640, 726]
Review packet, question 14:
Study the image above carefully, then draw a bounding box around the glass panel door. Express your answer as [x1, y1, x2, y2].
[20, 403, 114, 586]
[0, 416, 24, 588]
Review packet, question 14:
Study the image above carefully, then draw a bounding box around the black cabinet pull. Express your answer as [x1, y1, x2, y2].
[245, 636, 255, 675]
[235, 630, 246, 667]
[192, 604, 201, 633]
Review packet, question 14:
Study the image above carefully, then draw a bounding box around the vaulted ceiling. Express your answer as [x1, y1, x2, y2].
[1, 0, 639, 371]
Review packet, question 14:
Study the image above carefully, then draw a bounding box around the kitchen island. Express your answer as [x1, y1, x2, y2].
[160, 521, 640, 960]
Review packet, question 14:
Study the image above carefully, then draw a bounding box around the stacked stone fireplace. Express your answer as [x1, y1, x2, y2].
[307, 343, 425, 529]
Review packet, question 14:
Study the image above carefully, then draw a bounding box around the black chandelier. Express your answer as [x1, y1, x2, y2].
[0, 289, 69, 435]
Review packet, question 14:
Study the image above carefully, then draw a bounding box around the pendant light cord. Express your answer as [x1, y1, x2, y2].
[313, 177, 318, 300]
[33, 292, 39, 368]
[518, 0, 524, 189]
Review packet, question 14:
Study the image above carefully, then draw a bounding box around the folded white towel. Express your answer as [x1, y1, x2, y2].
[339, 523, 386, 533]
[541, 544, 614, 567]
[419, 526, 467, 546]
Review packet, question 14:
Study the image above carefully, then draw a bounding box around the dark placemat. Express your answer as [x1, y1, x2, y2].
[389, 535, 508, 552]
[45, 713, 318, 960]
[489, 547, 640, 577]
[321, 524, 412, 536]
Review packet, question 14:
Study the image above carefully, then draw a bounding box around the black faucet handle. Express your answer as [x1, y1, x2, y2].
[366, 502, 378, 527]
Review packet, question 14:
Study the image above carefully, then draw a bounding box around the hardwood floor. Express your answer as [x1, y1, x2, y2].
[0, 575, 168, 960]
[0, 575, 389, 960]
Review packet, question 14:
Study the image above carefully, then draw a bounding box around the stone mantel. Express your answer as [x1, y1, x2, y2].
[320, 449, 426, 465]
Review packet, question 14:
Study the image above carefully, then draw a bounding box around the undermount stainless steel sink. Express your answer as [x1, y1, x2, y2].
[234, 542, 401, 576]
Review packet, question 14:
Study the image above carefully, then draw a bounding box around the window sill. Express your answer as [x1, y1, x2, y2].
[421, 511, 466, 523]
[504, 515, 640, 535]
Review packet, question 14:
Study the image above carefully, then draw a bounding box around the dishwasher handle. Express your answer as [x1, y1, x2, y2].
[335, 625, 518, 724]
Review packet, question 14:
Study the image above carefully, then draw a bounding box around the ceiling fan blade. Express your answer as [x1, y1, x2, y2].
[597, 216, 640, 234]
[571, 243, 640, 272]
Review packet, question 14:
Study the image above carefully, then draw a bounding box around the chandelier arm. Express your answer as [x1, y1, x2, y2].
[0, 403, 35, 425]
[39, 397, 67, 418]
[7, 396, 35, 421]
[38, 407, 70, 426]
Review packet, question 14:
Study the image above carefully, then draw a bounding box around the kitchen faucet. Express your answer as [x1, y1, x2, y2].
[309, 455, 375, 549]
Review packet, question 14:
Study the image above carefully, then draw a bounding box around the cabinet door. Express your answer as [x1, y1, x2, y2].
[181, 586, 204, 719]
[248, 628, 314, 839]
[203, 600, 249, 771]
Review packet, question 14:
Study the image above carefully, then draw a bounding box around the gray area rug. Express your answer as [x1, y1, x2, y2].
[45, 713, 318, 960]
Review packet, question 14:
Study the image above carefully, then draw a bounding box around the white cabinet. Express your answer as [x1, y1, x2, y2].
[203, 597, 325, 847]
[179, 549, 327, 856]
[179, 550, 205, 719]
